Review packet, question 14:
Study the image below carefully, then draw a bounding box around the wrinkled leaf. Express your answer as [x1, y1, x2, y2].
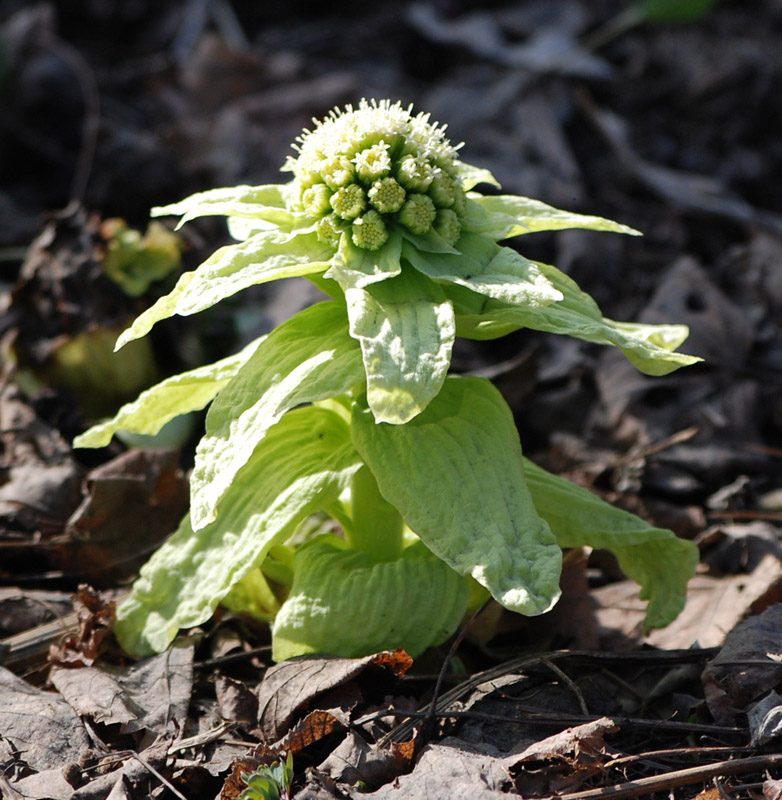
[345, 269, 455, 425]
[464, 195, 641, 239]
[74, 336, 264, 447]
[325, 230, 402, 289]
[403, 232, 562, 306]
[116, 229, 333, 348]
[152, 183, 301, 230]
[271, 536, 469, 660]
[115, 406, 363, 656]
[455, 262, 700, 375]
[352, 376, 562, 616]
[522, 457, 697, 631]
[190, 301, 363, 530]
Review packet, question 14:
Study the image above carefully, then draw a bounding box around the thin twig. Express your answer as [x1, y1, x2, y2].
[539, 752, 782, 800]
[362, 707, 740, 737]
[379, 647, 719, 746]
[419, 599, 492, 743]
[130, 752, 189, 800]
[540, 656, 589, 716]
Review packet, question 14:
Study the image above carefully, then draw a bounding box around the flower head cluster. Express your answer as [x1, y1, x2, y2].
[285, 99, 467, 251]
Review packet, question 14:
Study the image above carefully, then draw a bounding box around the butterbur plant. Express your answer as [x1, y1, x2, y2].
[75, 99, 701, 661]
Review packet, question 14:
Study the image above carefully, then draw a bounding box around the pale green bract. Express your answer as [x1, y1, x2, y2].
[114, 406, 363, 656]
[272, 536, 469, 661]
[521, 458, 698, 632]
[351, 376, 563, 617]
[77, 98, 701, 660]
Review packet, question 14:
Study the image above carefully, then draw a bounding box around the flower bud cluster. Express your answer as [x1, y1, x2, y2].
[287, 99, 466, 251]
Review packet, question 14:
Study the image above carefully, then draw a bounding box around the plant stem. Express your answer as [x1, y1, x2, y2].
[346, 465, 404, 561]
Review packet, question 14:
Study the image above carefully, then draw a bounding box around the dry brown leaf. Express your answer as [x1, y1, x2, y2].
[509, 717, 619, 796]
[256, 650, 412, 741]
[53, 448, 189, 585]
[49, 584, 115, 667]
[702, 603, 782, 726]
[318, 730, 411, 791]
[0, 665, 90, 773]
[363, 738, 511, 800]
[51, 639, 194, 736]
[215, 673, 259, 727]
[277, 708, 347, 754]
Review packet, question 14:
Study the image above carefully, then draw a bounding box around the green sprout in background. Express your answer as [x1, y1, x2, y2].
[238, 752, 293, 800]
[75, 99, 701, 661]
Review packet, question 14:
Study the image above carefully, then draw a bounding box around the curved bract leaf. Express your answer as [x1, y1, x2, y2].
[221, 568, 281, 622]
[522, 457, 698, 631]
[73, 336, 264, 448]
[345, 268, 455, 425]
[115, 406, 363, 657]
[324, 230, 402, 289]
[403, 232, 563, 307]
[271, 536, 469, 660]
[351, 376, 562, 615]
[453, 160, 502, 191]
[152, 183, 302, 230]
[190, 302, 363, 530]
[455, 262, 701, 376]
[464, 195, 641, 240]
[116, 229, 334, 348]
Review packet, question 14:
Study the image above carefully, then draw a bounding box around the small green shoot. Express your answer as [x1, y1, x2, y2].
[238, 752, 293, 800]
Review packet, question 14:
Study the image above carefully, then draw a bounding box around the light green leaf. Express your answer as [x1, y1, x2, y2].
[221, 568, 281, 621]
[115, 406, 363, 657]
[522, 457, 698, 631]
[152, 183, 301, 230]
[271, 536, 469, 660]
[403, 231, 563, 307]
[116, 229, 334, 348]
[454, 160, 502, 191]
[190, 301, 363, 530]
[455, 262, 701, 376]
[464, 195, 641, 239]
[324, 230, 403, 289]
[351, 376, 562, 615]
[345, 268, 455, 425]
[73, 336, 264, 448]
[400, 227, 460, 255]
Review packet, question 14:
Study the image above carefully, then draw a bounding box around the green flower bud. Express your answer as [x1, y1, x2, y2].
[288, 100, 466, 249]
[320, 155, 354, 190]
[368, 177, 406, 214]
[351, 210, 389, 251]
[428, 172, 456, 208]
[330, 184, 367, 220]
[315, 214, 345, 247]
[302, 183, 332, 216]
[433, 208, 461, 246]
[451, 182, 467, 216]
[397, 155, 434, 192]
[399, 193, 436, 235]
[354, 142, 392, 182]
